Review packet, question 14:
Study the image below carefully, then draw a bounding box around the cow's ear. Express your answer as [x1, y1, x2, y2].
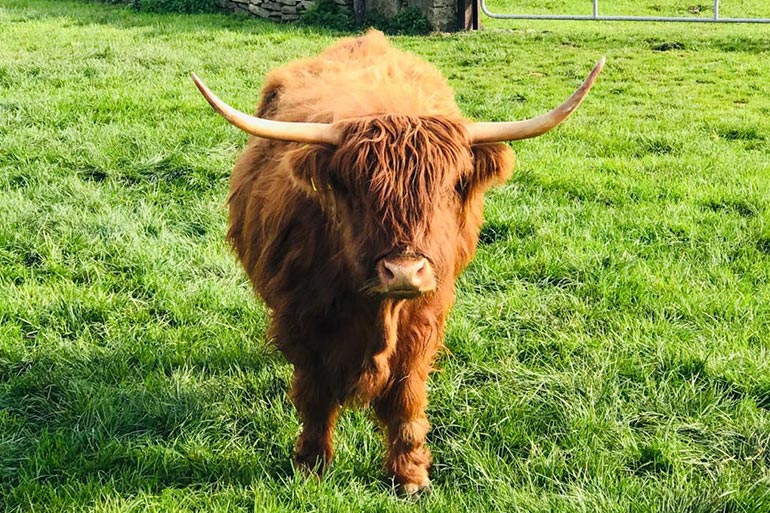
[459, 143, 515, 201]
[287, 144, 337, 196]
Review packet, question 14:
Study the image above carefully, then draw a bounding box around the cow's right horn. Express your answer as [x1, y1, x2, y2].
[466, 57, 605, 144]
[191, 73, 340, 145]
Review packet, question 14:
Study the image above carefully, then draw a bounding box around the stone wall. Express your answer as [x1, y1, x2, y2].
[219, 0, 352, 23]
[367, 0, 458, 31]
[425, 0, 459, 32]
[219, 0, 459, 30]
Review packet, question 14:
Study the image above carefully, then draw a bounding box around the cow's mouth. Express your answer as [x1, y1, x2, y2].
[382, 288, 424, 300]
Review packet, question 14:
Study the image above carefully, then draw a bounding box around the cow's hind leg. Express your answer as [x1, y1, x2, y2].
[290, 366, 339, 475]
[374, 374, 431, 495]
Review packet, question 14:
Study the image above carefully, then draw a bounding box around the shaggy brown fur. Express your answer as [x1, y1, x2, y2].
[227, 30, 514, 492]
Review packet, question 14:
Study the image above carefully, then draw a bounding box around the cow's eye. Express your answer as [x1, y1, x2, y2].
[329, 177, 348, 195]
[455, 176, 473, 203]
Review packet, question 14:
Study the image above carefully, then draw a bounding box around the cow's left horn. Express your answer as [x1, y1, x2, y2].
[191, 73, 340, 145]
[466, 57, 605, 144]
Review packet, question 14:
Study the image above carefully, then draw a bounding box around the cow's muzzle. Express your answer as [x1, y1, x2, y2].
[375, 256, 436, 298]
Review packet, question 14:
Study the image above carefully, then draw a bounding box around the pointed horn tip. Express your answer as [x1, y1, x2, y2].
[190, 72, 226, 117]
[572, 56, 606, 100]
[590, 57, 606, 79]
[190, 72, 209, 96]
[585, 57, 605, 84]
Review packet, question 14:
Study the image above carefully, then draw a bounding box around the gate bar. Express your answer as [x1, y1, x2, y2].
[480, 0, 770, 23]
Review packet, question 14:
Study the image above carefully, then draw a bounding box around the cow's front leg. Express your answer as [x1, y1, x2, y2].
[290, 366, 339, 475]
[374, 374, 432, 495]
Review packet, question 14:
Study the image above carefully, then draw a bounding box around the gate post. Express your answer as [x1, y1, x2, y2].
[353, 0, 365, 25]
[459, 0, 480, 30]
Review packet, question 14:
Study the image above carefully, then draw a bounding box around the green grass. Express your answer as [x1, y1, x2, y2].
[2, 0, 770, 511]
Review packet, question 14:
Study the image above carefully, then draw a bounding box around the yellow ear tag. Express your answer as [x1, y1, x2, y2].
[309, 177, 332, 192]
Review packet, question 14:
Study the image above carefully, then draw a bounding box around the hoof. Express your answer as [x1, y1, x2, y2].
[400, 479, 431, 498]
[293, 451, 330, 477]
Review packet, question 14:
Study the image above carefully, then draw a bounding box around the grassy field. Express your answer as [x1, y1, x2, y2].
[2, 0, 770, 511]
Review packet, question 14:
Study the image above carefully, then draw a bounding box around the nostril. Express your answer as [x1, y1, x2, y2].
[377, 257, 434, 293]
[378, 259, 399, 284]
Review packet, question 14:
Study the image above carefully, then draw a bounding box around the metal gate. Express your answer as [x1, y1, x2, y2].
[480, 0, 770, 23]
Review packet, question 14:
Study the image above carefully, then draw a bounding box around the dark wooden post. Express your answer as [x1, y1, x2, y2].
[353, 0, 366, 26]
[458, 0, 479, 30]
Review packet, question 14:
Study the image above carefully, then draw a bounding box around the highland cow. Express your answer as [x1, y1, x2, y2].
[192, 30, 603, 494]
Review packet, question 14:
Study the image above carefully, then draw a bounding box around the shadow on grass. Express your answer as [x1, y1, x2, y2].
[1, 346, 399, 510]
[0, 340, 347, 503]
